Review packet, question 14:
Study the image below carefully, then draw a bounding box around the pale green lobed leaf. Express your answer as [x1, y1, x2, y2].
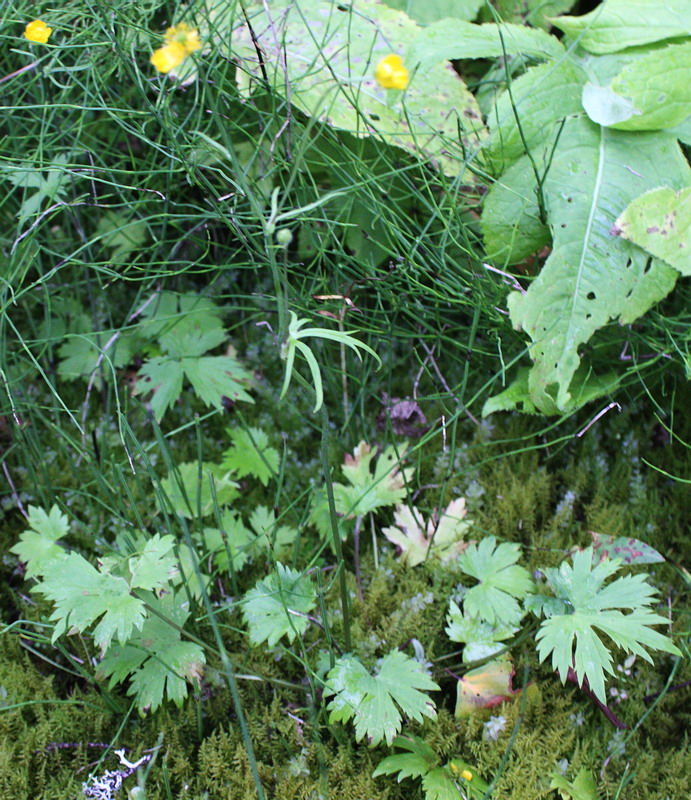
[159, 461, 239, 519]
[127, 534, 178, 591]
[242, 563, 317, 647]
[10, 505, 70, 580]
[221, 426, 280, 486]
[614, 187, 691, 275]
[324, 650, 439, 746]
[550, 767, 598, 800]
[383, 0, 484, 25]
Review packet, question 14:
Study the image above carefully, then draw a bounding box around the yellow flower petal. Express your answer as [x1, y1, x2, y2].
[150, 41, 186, 74]
[24, 19, 53, 44]
[164, 22, 202, 55]
[375, 53, 409, 90]
[461, 769, 473, 781]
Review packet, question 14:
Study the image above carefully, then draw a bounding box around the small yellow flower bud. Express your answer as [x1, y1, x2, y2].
[461, 769, 473, 781]
[375, 53, 409, 90]
[24, 19, 53, 44]
[150, 41, 186, 74]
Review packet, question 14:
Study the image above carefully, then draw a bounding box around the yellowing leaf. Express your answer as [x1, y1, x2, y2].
[382, 499, 471, 566]
[454, 658, 519, 717]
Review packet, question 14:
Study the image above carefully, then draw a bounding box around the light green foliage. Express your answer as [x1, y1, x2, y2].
[279, 312, 381, 413]
[480, 154, 551, 264]
[248, 506, 298, 554]
[232, 0, 484, 176]
[135, 292, 253, 420]
[615, 187, 691, 274]
[481, 367, 620, 417]
[409, 19, 564, 70]
[374, 735, 489, 799]
[34, 552, 147, 651]
[382, 498, 471, 566]
[485, 60, 586, 170]
[534, 547, 682, 703]
[550, 767, 598, 800]
[324, 650, 439, 746]
[10, 504, 69, 579]
[582, 42, 691, 130]
[383, 0, 484, 24]
[5, 153, 73, 223]
[446, 601, 518, 661]
[96, 210, 147, 263]
[334, 441, 414, 519]
[487, 0, 577, 30]
[221, 426, 279, 486]
[158, 461, 239, 519]
[204, 510, 256, 573]
[97, 592, 205, 712]
[57, 325, 139, 386]
[552, 0, 690, 54]
[241, 563, 317, 646]
[127, 533, 177, 591]
[458, 536, 533, 626]
[505, 118, 688, 413]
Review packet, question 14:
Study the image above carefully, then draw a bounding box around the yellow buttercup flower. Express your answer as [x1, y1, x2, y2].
[461, 769, 473, 781]
[375, 53, 409, 90]
[164, 22, 202, 55]
[150, 41, 186, 74]
[24, 19, 53, 44]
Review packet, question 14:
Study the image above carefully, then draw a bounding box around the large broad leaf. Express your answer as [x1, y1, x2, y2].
[481, 154, 550, 264]
[232, 0, 484, 175]
[382, 0, 484, 24]
[553, 0, 691, 54]
[614, 187, 691, 275]
[582, 42, 691, 131]
[506, 117, 689, 413]
[409, 19, 564, 70]
[486, 59, 585, 170]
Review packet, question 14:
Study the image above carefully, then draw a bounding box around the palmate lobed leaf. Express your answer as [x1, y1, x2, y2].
[242, 563, 317, 647]
[446, 601, 518, 662]
[221, 426, 280, 486]
[382, 498, 471, 567]
[324, 650, 439, 746]
[536, 547, 681, 702]
[97, 592, 205, 713]
[458, 536, 533, 625]
[10, 505, 70, 580]
[35, 552, 147, 652]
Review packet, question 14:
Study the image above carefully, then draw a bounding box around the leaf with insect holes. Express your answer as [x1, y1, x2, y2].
[10, 505, 69, 579]
[458, 537, 533, 626]
[97, 592, 205, 712]
[446, 601, 518, 662]
[221, 426, 280, 486]
[242, 563, 317, 647]
[33, 552, 146, 651]
[334, 441, 414, 519]
[324, 650, 439, 746]
[382, 499, 471, 567]
[535, 547, 681, 703]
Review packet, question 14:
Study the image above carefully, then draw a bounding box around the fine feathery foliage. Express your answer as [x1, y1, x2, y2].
[532, 547, 682, 703]
[323, 650, 439, 746]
